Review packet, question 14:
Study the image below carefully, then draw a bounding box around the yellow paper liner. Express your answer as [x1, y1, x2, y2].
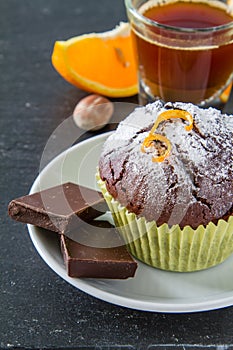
[97, 176, 233, 272]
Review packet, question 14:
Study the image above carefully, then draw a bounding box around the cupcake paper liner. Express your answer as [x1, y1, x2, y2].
[97, 176, 233, 272]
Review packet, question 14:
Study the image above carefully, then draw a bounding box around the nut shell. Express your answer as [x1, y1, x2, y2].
[73, 94, 114, 131]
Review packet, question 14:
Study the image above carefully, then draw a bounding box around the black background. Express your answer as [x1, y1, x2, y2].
[1, 0, 233, 349]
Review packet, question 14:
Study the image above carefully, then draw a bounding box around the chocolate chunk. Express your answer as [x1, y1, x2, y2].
[60, 223, 137, 278]
[8, 182, 107, 234]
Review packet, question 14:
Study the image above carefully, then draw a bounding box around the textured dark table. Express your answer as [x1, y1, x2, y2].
[1, 1, 233, 349]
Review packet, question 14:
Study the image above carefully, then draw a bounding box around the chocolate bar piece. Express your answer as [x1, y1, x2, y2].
[60, 222, 137, 279]
[8, 182, 107, 234]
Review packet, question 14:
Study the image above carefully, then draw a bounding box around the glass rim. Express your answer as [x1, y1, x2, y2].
[125, 0, 233, 33]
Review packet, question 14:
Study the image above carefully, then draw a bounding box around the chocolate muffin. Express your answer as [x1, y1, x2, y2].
[97, 101, 233, 272]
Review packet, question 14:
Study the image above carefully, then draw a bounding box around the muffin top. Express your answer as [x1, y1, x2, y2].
[99, 101, 233, 229]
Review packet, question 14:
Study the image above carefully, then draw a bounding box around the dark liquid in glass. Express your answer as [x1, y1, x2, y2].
[132, 1, 233, 103]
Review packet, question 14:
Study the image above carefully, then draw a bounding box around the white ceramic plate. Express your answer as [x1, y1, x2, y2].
[28, 132, 233, 313]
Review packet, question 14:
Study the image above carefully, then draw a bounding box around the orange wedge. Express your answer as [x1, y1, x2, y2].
[51, 22, 138, 98]
[220, 82, 232, 103]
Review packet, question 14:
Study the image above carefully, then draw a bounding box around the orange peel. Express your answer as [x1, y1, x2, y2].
[141, 133, 172, 162]
[141, 109, 193, 162]
[151, 109, 194, 133]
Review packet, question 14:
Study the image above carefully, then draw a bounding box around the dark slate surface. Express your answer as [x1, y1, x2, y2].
[1, 0, 233, 349]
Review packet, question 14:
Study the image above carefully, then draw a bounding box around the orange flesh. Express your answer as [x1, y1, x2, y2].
[66, 36, 137, 88]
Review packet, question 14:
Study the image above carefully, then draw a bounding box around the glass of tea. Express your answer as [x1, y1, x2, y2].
[125, 0, 233, 107]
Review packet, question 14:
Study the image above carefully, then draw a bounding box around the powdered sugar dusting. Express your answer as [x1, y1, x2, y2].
[99, 101, 233, 227]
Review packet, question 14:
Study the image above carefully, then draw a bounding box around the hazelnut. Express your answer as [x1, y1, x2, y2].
[73, 94, 114, 131]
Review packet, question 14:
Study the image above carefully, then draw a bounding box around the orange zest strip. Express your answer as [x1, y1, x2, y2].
[141, 133, 171, 162]
[151, 109, 193, 133]
[141, 109, 193, 162]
